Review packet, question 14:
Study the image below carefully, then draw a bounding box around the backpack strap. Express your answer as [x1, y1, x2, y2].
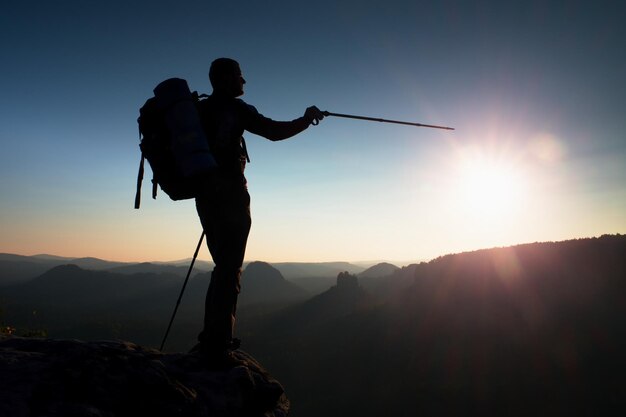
[241, 137, 251, 163]
[152, 178, 158, 200]
[134, 153, 145, 209]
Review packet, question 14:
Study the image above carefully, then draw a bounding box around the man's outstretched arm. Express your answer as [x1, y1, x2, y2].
[246, 106, 325, 141]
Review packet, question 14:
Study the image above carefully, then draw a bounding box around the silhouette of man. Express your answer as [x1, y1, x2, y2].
[193, 58, 324, 363]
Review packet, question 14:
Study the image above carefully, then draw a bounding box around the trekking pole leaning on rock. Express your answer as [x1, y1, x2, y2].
[160, 231, 205, 351]
[320, 111, 455, 130]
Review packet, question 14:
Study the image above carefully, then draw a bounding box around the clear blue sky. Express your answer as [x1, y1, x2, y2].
[1, 1, 625, 263]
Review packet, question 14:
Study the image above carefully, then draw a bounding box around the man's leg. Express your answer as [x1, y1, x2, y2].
[195, 182, 251, 352]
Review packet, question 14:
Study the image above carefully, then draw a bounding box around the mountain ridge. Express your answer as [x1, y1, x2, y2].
[243, 234, 626, 417]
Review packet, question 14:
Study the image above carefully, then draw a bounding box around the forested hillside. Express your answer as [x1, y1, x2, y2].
[1, 235, 625, 416]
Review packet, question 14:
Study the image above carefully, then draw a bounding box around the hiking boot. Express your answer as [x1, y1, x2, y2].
[227, 338, 241, 351]
[189, 342, 247, 369]
[189, 338, 241, 355]
[201, 349, 248, 370]
[217, 350, 248, 368]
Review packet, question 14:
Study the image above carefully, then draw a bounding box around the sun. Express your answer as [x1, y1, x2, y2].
[452, 150, 527, 223]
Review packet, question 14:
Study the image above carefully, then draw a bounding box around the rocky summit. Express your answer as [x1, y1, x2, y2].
[0, 336, 289, 417]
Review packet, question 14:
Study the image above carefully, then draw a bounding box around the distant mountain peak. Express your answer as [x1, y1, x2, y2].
[336, 271, 359, 290]
[32, 254, 73, 260]
[246, 260, 278, 269]
[48, 263, 83, 273]
[358, 262, 400, 278]
[244, 261, 286, 283]
[240, 261, 309, 305]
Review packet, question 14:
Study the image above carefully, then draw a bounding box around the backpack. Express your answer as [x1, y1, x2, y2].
[134, 78, 217, 209]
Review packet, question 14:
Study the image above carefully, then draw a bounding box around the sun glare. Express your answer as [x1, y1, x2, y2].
[452, 149, 527, 223]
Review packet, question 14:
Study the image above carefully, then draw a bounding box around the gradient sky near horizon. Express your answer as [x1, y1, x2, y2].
[1, 1, 625, 264]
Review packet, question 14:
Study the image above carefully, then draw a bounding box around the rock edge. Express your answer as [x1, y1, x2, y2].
[0, 335, 289, 417]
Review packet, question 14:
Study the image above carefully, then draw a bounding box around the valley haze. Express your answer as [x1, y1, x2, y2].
[1, 234, 625, 417]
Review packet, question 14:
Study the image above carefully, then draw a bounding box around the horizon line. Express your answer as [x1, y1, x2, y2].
[2, 233, 623, 267]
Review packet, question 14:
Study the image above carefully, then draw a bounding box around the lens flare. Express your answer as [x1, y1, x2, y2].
[529, 132, 565, 164]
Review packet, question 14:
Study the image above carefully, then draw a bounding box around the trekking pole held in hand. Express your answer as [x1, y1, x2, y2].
[322, 111, 455, 130]
[160, 231, 205, 351]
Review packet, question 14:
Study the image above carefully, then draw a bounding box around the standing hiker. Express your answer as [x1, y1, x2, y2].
[193, 58, 324, 363]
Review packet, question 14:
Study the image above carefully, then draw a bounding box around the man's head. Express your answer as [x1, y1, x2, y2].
[209, 58, 245, 97]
